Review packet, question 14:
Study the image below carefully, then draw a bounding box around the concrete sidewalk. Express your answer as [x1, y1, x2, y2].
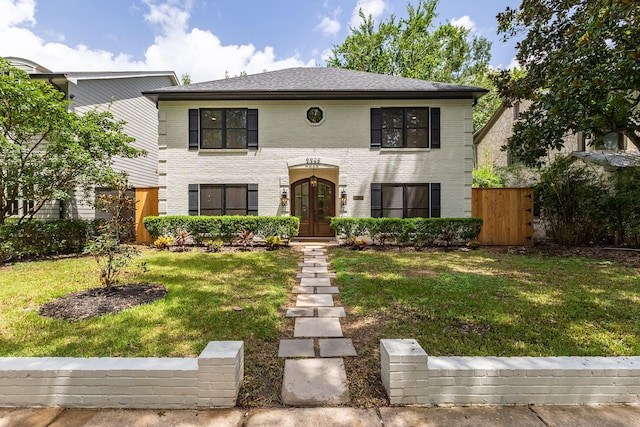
[2, 405, 640, 427]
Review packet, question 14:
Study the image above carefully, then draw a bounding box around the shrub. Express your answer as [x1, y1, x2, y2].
[83, 234, 139, 288]
[0, 219, 102, 263]
[473, 165, 505, 188]
[143, 216, 300, 244]
[265, 235, 282, 250]
[330, 217, 483, 247]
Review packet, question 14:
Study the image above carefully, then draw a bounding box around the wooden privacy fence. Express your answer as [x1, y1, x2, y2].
[134, 187, 159, 243]
[471, 188, 534, 246]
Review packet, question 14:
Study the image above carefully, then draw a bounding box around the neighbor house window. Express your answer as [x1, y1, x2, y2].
[188, 184, 258, 216]
[370, 107, 440, 149]
[371, 183, 441, 218]
[188, 108, 258, 150]
[595, 132, 624, 151]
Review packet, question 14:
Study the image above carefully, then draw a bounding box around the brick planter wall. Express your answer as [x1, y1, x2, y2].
[381, 339, 640, 406]
[0, 341, 243, 409]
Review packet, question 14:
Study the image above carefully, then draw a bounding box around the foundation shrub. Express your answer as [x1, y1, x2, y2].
[143, 216, 300, 244]
[0, 219, 102, 263]
[330, 217, 483, 247]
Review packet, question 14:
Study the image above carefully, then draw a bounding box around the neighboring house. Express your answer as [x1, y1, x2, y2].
[6, 58, 179, 234]
[474, 100, 635, 169]
[143, 67, 486, 237]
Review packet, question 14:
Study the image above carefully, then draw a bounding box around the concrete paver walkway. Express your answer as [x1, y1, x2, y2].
[279, 244, 355, 406]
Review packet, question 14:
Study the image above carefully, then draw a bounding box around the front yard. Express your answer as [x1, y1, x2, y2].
[1, 245, 639, 407]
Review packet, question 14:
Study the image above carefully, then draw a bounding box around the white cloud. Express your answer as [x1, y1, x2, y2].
[316, 16, 341, 37]
[0, 0, 35, 27]
[451, 15, 475, 32]
[0, 0, 315, 83]
[349, 0, 387, 29]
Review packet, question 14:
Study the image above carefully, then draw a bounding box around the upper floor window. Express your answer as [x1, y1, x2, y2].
[189, 108, 258, 150]
[595, 132, 624, 151]
[371, 107, 440, 149]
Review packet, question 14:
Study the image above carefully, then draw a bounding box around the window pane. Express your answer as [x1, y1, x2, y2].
[382, 208, 404, 218]
[201, 185, 222, 215]
[294, 182, 309, 222]
[596, 132, 623, 150]
[201, 129, 223, 148]
[382, 186, 403, 210]
[226, 130, 247, 149]
[382, 109, 403, 129]
[406, 108, 428, 128]
[201, 110, 222, 129]
[382, 129, 403, 148]
[406, 185, 428, 209]
[407, 129, 428, 148]
[225, 186, 247, 213]
[317, 182, 333, 221]
[407, 209, 428, 218]
[226, 110, 247, 128]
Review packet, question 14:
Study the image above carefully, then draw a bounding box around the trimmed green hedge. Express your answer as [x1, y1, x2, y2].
[330, 217, 483, 246]
[143, 216, 300, 243]
[0, 219, 103, 263]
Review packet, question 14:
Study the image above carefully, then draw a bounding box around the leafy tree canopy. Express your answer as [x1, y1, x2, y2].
[494, 0, 640, 166]
[0, 58, 140, 223]
[327, 0, 497, 130]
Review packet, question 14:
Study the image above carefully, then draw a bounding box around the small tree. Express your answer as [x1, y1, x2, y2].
[84, 173, 139, 289]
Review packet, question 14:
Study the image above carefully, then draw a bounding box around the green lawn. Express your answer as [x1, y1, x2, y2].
[0, 249, 296, 358]
[332, 248, 640, 357]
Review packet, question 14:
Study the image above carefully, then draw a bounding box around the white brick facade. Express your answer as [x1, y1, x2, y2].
[158, 99, 474, 220]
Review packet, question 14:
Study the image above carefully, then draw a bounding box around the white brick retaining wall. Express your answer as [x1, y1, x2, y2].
[381, 339, 640, 406]
[0, 341, 243, 409]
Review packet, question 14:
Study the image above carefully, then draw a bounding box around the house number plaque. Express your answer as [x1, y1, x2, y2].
[305, 157, 321, 166]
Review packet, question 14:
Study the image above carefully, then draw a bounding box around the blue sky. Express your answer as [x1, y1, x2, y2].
[0, 0, 521, 83]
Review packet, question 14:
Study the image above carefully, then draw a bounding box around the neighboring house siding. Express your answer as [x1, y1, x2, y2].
[158, 99, 474, 219]
[67, 76, 174, 219]
[475, 100, 633, 169]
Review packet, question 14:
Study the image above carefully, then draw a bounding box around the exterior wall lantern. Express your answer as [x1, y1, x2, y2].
[340, 189, 348, 206]
[281, 189, 288, 207]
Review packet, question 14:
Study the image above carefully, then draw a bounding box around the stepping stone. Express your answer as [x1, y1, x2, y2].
[315, 286, 339, 294]
[304, 245, 325, 250]
[319, 338, 357, 357]
[292, 286, 314, 294]
[317, 307, 346, 318]
[316, 273, 337, 278]
[296, 273, 317, 278]
[301, 277, 332, 287]
[278, 339, 315, 357]
[302, 266, 329, 274]
[286, 307, 314, 317]
[296, 294, 334, 307]
[298, 262, 330, 267]
[282, 358, 349, 406]
[294, 317, 343, 337]
[303, 251, 326, 257]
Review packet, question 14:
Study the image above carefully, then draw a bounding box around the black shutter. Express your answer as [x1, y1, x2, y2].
[430, 183, 441, 218]
[247, 184, 258, 216]
[247, 109, 258, 150]
[371, 183, 382, 217]
[188, 109, 199, 150]
[370, 108, 382, 149]
[188, 184, 199, 216]
[430, 107, 441, 149]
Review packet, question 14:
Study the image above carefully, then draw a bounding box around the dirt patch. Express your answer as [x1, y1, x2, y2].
[39, 283, 168, 321]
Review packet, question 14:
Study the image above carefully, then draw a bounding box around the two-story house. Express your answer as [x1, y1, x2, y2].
[144, 67, 486, 237]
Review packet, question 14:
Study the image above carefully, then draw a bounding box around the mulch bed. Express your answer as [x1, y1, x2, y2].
[39, 283, 168, 321]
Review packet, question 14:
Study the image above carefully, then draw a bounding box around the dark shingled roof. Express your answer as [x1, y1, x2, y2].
[144, 67, 488, 101]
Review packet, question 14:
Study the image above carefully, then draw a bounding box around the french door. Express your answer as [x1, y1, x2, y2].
[291, 178, 335, 237]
